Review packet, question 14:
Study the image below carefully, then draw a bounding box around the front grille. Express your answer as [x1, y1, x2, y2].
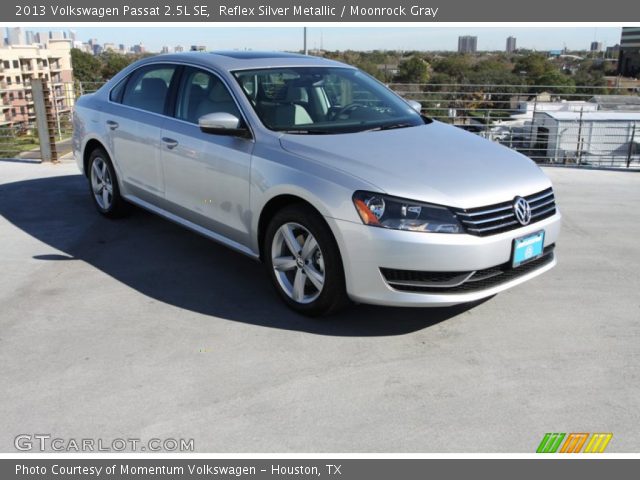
[381, 245, 555, 294]
[453, 187, 557, 237]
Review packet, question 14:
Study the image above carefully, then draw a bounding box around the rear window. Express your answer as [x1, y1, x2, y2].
[117, 65, 177, 115]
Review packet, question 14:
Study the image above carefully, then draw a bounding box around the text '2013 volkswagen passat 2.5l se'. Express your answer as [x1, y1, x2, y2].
[73, 51, 561, 316]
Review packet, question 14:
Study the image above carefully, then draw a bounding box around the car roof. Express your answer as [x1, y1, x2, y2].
[145, 51, 351, 71]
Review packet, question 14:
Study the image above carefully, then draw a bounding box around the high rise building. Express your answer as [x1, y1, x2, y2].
[161, 46, 169, 54]
[174, 45, 184, 52]
[590, 41, 603, 52]
[49, 31, 66, 41]
[24, 31, 36, 45]
[132, 43, 145, 54]
[605, 44, 620, 59]
[506, 36, 517, 53]
[458, 36, 477, 54]
[618, 27, 640, 77]
[6, 27, 25, 46]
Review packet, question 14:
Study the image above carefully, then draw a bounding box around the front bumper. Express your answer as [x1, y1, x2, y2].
[327, 211, 561, 307]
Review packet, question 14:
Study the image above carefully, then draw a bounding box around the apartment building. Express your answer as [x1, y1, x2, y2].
[0, 39, 74, 127]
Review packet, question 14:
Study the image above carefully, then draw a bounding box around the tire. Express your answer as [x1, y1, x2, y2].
[263, 204, 350, 316]
[87, 147, 129, 218]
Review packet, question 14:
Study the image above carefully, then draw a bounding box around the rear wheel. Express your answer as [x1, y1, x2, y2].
[88, 148, 129, 218]
[264, 204, 350, 316]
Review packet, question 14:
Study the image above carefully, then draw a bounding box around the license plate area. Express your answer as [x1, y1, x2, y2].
[512, 230, 545, 268]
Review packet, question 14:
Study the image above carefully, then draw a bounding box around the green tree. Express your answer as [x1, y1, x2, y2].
[534, 70, 576, 95]
[432, 55, 473, 82]
[572, 60, 608, 94]
[469, 58, 520, 86]
[70, 48, 102, 83]
[100, 51, 134, 80]
[396, 56, 430, 83]
[513, 53, 551, 79]
[355, 60, 385, 81]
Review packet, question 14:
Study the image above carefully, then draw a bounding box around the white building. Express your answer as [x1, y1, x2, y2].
[511, 100, 598, 121]
[531, 110, 640, 167]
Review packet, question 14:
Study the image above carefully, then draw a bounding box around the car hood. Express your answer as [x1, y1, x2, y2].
[279, 121, 551, 209]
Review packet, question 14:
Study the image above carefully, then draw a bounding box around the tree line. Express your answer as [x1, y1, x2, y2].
[71, 48, 616, 94]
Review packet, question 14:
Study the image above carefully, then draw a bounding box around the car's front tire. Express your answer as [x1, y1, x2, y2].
[87, 147, 129, 218]
[264, 204, 350, 316]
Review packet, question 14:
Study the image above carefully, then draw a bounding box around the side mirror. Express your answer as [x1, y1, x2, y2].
[198, 112, 250, 138]
[407, 100, 422, 113]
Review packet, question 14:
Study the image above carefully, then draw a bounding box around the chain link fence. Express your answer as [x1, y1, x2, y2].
[1, 80, 639, 169]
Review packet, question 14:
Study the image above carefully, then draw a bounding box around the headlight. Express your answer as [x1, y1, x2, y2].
[352, 191, 462, 233]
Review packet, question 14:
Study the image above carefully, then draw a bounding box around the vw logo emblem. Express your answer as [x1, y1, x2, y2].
[513, 197, 532, 225]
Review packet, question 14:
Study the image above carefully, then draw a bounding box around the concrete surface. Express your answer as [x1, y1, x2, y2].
[0, 159, 638, 453]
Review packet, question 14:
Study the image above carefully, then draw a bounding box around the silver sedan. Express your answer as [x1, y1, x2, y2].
[73, 51, 561, 315]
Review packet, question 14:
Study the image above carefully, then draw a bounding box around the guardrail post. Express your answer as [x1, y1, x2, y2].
[528, 96, 538, 149]
[576, 107, 584, 165]
[627, 122, 636, 169]
[31, 79, 58, 163]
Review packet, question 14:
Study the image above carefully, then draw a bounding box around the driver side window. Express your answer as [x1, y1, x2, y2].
[176, 67, 241, 124]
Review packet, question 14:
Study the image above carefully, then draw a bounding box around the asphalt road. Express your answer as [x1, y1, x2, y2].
[0, 159, 638, 452]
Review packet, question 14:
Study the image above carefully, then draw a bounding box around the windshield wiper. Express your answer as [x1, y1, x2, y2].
[364, 123, 415, 132]
[279, 129, 333, 135]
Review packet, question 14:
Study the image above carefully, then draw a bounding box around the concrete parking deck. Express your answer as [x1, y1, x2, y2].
[0, 160, 638, 452]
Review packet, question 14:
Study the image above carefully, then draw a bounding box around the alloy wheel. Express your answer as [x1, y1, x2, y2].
[271, 222, 325, 304]
[90, 157, 113, 210]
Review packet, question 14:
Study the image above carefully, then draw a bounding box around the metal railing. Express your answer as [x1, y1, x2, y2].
[1, 81, 639, 169]
[0, 122, 40, 158]
[0, 80, 77, 159]
[389, 83, 640, 169]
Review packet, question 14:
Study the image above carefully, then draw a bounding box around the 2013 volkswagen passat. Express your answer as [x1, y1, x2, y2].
[73, 51, 561, 316]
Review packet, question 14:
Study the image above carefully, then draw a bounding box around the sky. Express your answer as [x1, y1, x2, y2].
[19, 26, 623, 52]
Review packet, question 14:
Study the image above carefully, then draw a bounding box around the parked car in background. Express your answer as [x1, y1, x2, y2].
[73, 51, 561, 316]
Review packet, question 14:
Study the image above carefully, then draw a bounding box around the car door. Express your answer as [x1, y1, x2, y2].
[104, 63, 178, 202]
[160, 66, 254, 246]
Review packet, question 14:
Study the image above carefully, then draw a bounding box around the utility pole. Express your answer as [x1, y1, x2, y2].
[303, 27, 308, 55]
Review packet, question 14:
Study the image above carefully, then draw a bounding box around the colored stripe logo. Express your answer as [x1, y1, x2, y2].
[537, 433, 612, 453]
[584, 433, 613, 453]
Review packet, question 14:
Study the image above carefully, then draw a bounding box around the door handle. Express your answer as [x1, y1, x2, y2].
[162, 137, 179, 149]
[106, 120, 119, 130]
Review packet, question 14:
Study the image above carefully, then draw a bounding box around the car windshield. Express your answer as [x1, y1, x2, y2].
[232, 67, 428, 134]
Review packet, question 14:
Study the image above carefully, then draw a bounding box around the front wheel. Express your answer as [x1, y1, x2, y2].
[264, 204, 350, 316]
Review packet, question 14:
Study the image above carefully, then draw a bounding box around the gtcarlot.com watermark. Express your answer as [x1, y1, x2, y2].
[15, 434, 195, 452]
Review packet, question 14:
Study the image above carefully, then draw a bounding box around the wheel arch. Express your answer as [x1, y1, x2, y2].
[257, 193, 340, 263]
[82, 138, 109, 178]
